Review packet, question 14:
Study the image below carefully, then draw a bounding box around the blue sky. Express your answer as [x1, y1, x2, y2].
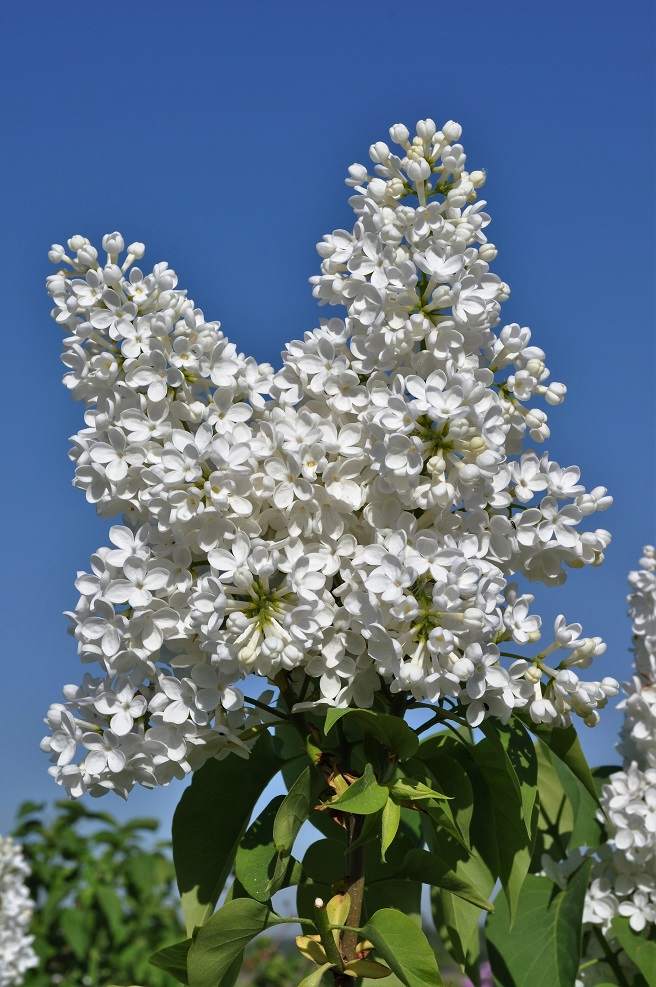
[0, 0, 653, 835]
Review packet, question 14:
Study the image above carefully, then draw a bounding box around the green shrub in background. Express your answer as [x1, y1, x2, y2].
[12, 801, 183, 987]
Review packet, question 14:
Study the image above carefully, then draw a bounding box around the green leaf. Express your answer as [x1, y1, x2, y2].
[412, 742, 475, 847]
[533, 740, 607, 859]
[551, 754, 605, 850]
[297, 964, 333, 987]
[485, 859, 593, 987]
[187, 898, 285, 987]
[172, 732, 282, 934]
[481, 718, 539, 838]
[330, 763, 390, 815]
[235, 796, 303, 902]
[94, 884, 125, 943]
[533, 742, 574, 865]
[389, 777, 449, 802]
[274, 765, 312, 856]
[348, 810, 384, 854]
[522, 717, 600, 805]
[60, 908, 94, 961]
[426, 744, 498, 970]
[381, 799, 401, 860]
[399, 849, 493, 912]
[149, 939, 193, 984]
[297, 834, 422, 926]
[235, 796, 283, 902]
[361, 908, 444, 987]
[611, 917, 656, 982]
[324, 709, 419, 760]
[471, 734, 536, 924]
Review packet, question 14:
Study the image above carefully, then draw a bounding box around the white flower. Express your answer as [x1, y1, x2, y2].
[0, 838, 38, 987]
[43, 118, 616, 798]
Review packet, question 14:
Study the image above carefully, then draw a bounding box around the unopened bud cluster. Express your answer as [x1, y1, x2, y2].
[42, 119, 616, 799]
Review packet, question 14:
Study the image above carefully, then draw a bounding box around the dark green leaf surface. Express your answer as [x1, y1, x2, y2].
[324, 708, 419, 760]
[273, 764, 312, 855]
[400, 849, 493, 912]
[524, 718, 600, 805]
[485, 860, 592, 987]
[149, 939, 192, 983]
[471, 735, 536, 924]
[361, 908, 444, 986]
[297, 834, 421, 925]
[426, 744, 498, 969]
[187, 899, 285, 987]
[330, 763, 390, 814]
[172, 733, 282, 934]
[611, 917, 656, 982]
[235, 795, 302, 902]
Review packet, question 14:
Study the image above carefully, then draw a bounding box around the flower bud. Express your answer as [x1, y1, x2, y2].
[103, 264, 123, 287]
[370, 141, 390, 163]
[407, 158, 431, 183]
[387, 177, 405, 199]
[416, 118, 436, 140]
[346, 163, 368, 186]
[48, 244, 67, 264]
[102, 232, 125, 255]
[68, 235, 88, 252]
[389, 123, 410, 144]
[469, 170, 486, 188]
[77, 244, 98, 267]
[442, 120, 462, 141]
[478, 243, 498, 262]
[544, 382, 567, 405]
[127, 242, 146, 260]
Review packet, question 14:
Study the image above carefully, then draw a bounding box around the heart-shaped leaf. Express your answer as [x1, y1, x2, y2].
[361, 909, 444, 987]
[187, 898, 286, 987]
[485, 860, 592, 987]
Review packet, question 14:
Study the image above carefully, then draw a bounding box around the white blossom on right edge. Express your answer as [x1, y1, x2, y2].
[0, 838, 38, 987]
[574, 547, 656, 985]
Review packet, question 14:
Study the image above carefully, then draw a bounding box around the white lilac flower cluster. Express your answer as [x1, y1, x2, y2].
[42, 118, 618, 800]
[582, 548, 656, 941]
[0, 838, 38, 987]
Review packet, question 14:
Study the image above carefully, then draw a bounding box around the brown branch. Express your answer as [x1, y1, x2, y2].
[334, 814, 367, 985]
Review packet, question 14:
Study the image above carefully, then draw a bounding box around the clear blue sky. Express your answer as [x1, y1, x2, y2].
[0, 0, 653, 835]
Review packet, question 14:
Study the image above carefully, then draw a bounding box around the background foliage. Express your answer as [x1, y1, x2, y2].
[13, 802, 182, 987]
